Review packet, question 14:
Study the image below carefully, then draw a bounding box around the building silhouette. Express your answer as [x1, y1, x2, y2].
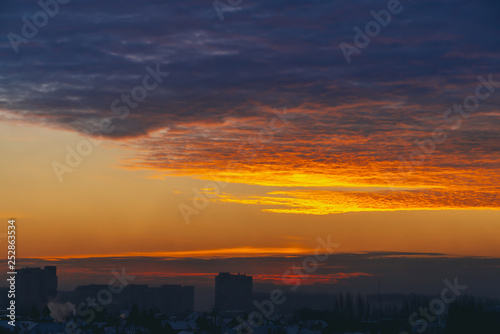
[215, 272, 252, 311]
[72, 283, 194, 316]
[158, 284, 194, 316]
[17, 266, 58, 314]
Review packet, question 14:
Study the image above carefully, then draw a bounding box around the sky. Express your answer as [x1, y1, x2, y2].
[0, 0, 499, 310]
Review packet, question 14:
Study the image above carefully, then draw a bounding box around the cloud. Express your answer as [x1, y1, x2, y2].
[1, 0, 499, 212]
[17, 251, 500, 298]
[2, 0, 499, 136]
[215, 188, 500, 215]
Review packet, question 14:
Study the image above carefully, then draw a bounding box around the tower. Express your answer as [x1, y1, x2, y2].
[215, 272, 253, 311]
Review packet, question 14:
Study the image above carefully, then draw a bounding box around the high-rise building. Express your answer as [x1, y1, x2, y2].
[71, 283, 194, 316]
[156, 285, 194, 316]
[215, 272, 252, 311]
[17, 266, 58, 314]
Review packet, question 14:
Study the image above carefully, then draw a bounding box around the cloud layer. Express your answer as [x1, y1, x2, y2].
[1, 0, 499, 213]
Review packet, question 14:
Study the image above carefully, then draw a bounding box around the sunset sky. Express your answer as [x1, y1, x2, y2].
[1, 0, 499, 308]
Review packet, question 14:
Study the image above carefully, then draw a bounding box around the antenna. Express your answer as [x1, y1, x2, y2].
[378, 277, 382, 321]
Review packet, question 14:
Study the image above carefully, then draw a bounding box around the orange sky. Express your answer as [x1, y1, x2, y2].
[1, 118, 499, 261]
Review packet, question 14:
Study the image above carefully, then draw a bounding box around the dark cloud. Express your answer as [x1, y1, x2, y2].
[1, 0, 499, 124]
[0, 0, 499, 179]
